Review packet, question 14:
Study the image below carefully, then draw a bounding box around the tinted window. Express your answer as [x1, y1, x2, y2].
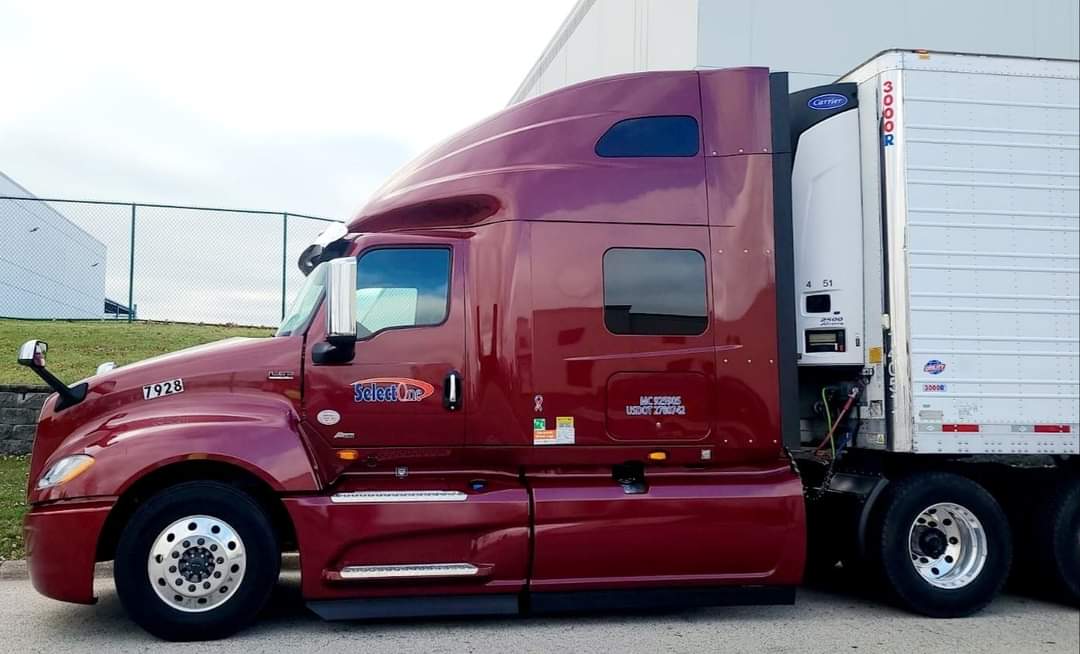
[603, 248, 707, 335]
[595, 115, 699, 157]
[355, 248, 450, 338]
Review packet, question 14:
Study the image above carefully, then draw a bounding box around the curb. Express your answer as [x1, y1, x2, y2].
[0, 553, 300, 581]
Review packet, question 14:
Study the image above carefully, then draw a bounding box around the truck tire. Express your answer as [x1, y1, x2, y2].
[114, 481, 280, 641]
[1035, 478, 1080, 605]
[874, 472, 1011, 617]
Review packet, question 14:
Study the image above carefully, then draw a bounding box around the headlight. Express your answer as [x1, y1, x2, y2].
[36, 454, 95, 490]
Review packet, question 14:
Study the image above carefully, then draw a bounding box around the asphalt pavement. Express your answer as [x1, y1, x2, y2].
[0, 571, 1076, 653]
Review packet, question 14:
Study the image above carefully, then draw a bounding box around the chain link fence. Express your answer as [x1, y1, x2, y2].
[1, 196, 341, 327]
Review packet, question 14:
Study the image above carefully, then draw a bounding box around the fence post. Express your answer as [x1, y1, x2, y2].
[280, 213, 288, 320]
[128, 204, 136, 323]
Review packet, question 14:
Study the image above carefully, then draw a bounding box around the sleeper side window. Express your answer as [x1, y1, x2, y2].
[355, 247, 450, 339]
[603, 248, 708, 335]
[595, 115, 700, 157]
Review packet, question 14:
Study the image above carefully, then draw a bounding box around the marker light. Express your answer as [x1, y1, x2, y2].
[337, 450, 359, 461]
[648, 451, 668, 461]
[36, 454, 94, 490]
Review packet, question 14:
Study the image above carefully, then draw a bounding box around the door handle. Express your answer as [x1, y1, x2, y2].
[443, 370, 462, 411]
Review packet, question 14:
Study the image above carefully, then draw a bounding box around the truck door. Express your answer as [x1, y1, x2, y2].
[304, 234, 466, 449]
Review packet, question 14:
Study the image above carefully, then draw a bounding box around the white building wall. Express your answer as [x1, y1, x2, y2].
[0, 172, 106, 319]
[696, 0, 1080, 91]
[512, 0, 1080, 102]
[513, 0, 699, 101]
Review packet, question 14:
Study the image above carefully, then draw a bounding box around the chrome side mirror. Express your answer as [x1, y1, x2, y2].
[18, 340, 47, 368]
[312, 257, 357, 365]
[326, 257, 357, 344]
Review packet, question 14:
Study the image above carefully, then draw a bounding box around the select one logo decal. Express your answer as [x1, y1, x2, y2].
[807, 93, 848, 111]
[923, 359, 946, 375]
[352, 377, 435, 403]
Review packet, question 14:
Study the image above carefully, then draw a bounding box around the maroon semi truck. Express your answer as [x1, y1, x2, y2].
[18, 52, 1080, 640]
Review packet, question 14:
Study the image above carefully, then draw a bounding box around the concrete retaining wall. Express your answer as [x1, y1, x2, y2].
[0, 385, 49, 455]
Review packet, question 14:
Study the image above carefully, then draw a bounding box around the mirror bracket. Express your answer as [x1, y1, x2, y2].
[311, 340, 355, 365]
[16, 339, 87, 410]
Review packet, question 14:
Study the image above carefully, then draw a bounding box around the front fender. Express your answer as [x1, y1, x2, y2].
[29, 392, 320, 504]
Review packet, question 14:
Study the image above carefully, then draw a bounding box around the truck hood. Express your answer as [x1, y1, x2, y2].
[29, 335, 304, 492]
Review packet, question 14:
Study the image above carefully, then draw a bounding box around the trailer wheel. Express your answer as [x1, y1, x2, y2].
[1035, 478, 1080, 605]
[875, 472, 1011, 617]
[114, 481, 280, 641]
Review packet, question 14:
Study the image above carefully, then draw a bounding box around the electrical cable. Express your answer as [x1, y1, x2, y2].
[815, 385, 861, 456]
[821, 386, 834, 457]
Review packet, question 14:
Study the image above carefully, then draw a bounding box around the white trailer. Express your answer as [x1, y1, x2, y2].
[790, 50, 1079, 616]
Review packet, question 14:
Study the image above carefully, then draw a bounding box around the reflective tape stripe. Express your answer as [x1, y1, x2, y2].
[1034, 424, 1072, 433]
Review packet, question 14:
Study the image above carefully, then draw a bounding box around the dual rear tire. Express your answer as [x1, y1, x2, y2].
[872, 470, 1080, 616]
[1029, 478, 1080, 605]
[873, 472, 1012, 617]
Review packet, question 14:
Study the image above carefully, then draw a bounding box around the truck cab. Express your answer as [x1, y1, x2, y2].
[21, 66, 808, 640]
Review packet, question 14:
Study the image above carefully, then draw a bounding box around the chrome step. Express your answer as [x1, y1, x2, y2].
[338, 563, 479, 580]
[330, 490, 467, 504]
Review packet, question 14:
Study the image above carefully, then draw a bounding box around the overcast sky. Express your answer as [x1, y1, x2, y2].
[0, 1, 575, 325]
[0, 0, 575, 220]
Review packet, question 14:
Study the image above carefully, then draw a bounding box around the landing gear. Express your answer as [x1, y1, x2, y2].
[875, 473, 1011, 617]
[114, 481, 280, 641]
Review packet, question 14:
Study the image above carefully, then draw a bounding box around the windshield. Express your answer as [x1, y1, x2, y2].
[276, 262, 328, 336]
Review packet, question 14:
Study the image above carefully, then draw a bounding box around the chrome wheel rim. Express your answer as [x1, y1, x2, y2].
[907, 502, 987, 589]
[147, 515, 247, 613]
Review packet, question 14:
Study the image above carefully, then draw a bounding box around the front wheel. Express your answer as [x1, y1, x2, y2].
[114, 481, 280, 641]
[875, 472, 1011, 617]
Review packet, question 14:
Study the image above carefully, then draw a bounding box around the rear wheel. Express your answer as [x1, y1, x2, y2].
[114, 481, 280, 641]
[875, 472, 1011, 617]
[1035, 478, 1080, 605]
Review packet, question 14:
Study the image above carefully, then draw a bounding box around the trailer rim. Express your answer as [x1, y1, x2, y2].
[907, 502, 987, 589]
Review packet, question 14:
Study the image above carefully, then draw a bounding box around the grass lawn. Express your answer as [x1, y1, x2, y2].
[0, 456, 28, 560]
[0, 319, 273, 386]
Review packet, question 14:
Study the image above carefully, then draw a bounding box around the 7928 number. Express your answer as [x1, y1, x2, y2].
[142, 378, 185, 400]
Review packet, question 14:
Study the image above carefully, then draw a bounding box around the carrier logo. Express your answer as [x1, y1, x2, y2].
[807, 93, 848, 110]
[923, 359, 946, 375]
[352, 377, 435, 403]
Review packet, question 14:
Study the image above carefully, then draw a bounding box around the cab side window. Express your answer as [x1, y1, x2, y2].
[355, 248, 450, 338]
[603, 248, 707, 335]
[595, 115, 700, 157]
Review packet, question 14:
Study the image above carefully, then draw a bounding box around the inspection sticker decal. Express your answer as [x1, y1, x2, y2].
[534, 416, 575, 445]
